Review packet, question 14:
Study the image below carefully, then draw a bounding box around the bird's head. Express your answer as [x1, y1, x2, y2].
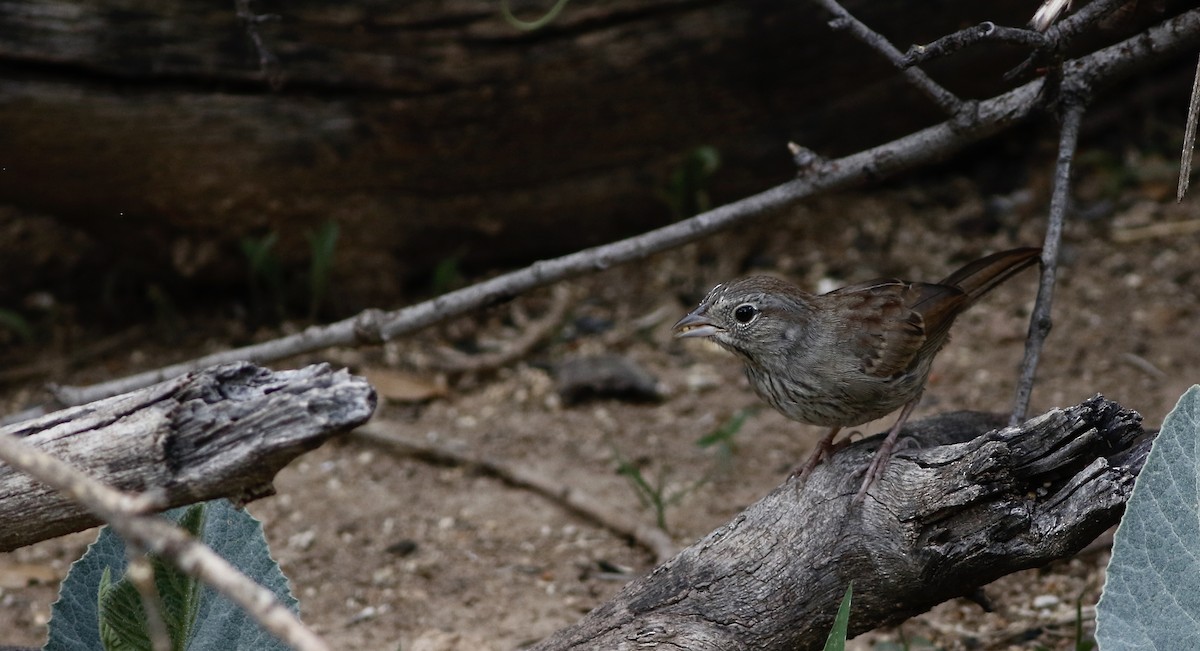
[673, 276, 814, 363]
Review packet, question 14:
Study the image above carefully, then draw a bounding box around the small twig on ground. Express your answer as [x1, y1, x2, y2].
[811, 0, 963, 116]
[1119, 352, 1167, 380]
[906, 0, 1130, 82]
[1179, 54, 1200, 201]
[428, 285, 575, 374]
[1111, 217, 1200, 242]
[0, 406, 331, 651]
[1012, 101, 1087, 424]
[353, 424, 677, 562]
[15, 9, 1199, 426]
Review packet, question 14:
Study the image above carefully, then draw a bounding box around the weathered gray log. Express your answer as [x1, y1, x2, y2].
[0, 362, 376, 552]
[532, 397, 1146, 650]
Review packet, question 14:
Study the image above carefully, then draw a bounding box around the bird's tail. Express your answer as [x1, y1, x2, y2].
[940, 247, 1041, 304]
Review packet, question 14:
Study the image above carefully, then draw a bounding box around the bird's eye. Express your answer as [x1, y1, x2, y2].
[733, 304, 758, 324]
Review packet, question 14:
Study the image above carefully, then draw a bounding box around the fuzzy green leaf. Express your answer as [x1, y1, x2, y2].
[97, 565, 152, 651]
[1096, 385, 1200, 650]
[46, 500, 298, 651]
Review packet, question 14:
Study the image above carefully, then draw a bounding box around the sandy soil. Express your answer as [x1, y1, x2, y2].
[0, 166, 1196, 650]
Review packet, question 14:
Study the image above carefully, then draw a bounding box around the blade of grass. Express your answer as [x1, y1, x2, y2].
[824, 582, 853, 651]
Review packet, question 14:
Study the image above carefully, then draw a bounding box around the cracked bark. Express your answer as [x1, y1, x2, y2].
[531, 397, 1146, 650]
[0, 362, 376, 552]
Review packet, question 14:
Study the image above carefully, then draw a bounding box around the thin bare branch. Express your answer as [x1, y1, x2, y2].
[1011, 101, 1087, 424]
[907, 0, 1130, 75]
[904, 23, 1048, 67]
[354, 424, 677, 563]
[1120, 352, 1167, 379]
[126, 551, 172, 651]
[811, 0, 963, 115]
[1179, 54, 1200, 201]
[0, 417, 331, 651]
[1044, 0, 1133, 43]
[1006, 0, 1133, 81]
[13, 8, 1199, 426]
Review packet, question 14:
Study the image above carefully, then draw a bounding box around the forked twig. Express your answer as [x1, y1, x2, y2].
[904, 23, 1047, 66]
[1004, 0, 1132, 81]
[902, 0, 1132, 82]
[811, 0, 963, 116]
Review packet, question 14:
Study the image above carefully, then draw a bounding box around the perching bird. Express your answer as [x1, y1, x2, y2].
[673, 247, 1041, 501]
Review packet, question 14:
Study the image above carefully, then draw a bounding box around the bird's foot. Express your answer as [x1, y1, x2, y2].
[790, 427, 843, 494]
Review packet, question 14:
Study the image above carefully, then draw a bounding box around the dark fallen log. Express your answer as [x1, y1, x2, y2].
[0, 1, 1192, 308]
[0, 362, 376, 552]
[532, 397, 1146, 650]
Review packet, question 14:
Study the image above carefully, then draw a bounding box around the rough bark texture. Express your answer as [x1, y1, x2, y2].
[0, 1, 1189, 308]
[0, 362, 376, 552]
[532, 397, 1146, 651]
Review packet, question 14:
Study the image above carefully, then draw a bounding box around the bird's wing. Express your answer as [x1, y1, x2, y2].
[827, 280, 928, 378]
[906, 281, 970, 359]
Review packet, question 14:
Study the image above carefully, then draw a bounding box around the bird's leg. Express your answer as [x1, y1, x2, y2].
[854, 398, 920, 503]
[793, 426, 842, 484]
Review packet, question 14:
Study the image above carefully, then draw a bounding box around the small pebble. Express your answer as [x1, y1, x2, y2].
[1032, 594, 1060, 609]
[288, 529, 317, 551]
[684, 364, 721, 392]
[385, 539, 418, 557]
[554, 354, 665, 404]
[348, 605, 377, 624]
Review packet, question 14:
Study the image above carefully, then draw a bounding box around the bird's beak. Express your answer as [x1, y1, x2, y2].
[673, 312, 722, 339]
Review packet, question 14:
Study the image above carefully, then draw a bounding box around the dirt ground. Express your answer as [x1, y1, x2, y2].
[0, 153, 1197, 650]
